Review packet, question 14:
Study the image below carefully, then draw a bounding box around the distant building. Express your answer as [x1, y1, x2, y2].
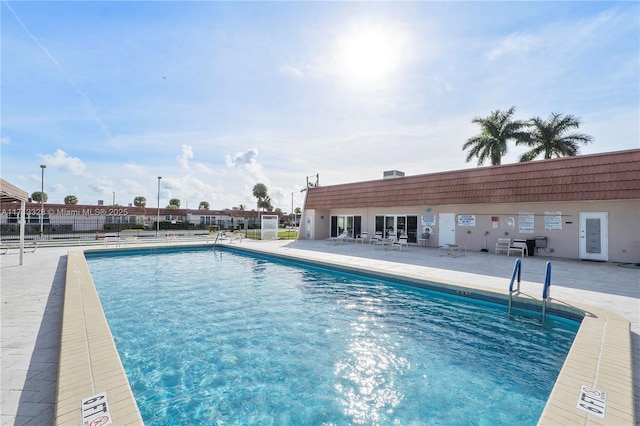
[0, 202, 278, 236]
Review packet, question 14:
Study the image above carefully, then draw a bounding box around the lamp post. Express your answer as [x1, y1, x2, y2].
[112, 191, 115, 205]
[291, 192, 294, 228]
[40, 165, 46, 239]
[156, 176, 162, 237]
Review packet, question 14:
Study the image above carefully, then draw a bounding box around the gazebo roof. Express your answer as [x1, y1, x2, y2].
[0, 178, 29, 203]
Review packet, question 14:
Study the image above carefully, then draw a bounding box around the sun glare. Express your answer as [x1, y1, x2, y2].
[335, 23, 407, 90]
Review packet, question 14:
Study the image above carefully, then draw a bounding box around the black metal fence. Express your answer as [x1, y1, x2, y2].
[0, 217, 250, 241]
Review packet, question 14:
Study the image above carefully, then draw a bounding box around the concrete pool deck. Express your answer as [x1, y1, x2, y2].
[1, 237, 638, 425]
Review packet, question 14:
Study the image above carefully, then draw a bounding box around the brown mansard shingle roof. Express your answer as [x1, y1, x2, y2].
[304, 149, 640, 209]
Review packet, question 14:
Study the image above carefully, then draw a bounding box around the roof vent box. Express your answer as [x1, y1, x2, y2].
[383, 170, 405, 179]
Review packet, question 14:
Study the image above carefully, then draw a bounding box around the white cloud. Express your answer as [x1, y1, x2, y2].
[123, 163, 147, 176]
[120, 178, 148, 198]
[177, 144, 194, 169]
[1, 136, 10, 145]
[41, 149, 88, 176]
[88, 178, 114, 196]
[226, 148, 259, 168]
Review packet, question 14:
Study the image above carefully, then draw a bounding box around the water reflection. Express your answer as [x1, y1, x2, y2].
[334, 314, 410, 424]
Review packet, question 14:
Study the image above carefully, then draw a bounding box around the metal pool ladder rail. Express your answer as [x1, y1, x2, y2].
[508, 258, 552, 325]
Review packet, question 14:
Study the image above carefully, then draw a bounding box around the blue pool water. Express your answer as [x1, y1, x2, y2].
[87, 248, 579, 425]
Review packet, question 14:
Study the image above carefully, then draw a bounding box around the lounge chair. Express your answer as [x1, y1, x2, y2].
[0, 241, 38, 254]
[224, 231, 244, 243]
[355, 232, 369, 244]
[438, 244, 466, 257]
[326, 230, 349, 244]
[495, 238, 511, 255]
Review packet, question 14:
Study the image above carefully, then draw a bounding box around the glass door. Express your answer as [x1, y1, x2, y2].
[385, 216, 396, 239]
[375, 215, 417, 242]
[330, 215, 360, 238]
[396, 216, 406, 239]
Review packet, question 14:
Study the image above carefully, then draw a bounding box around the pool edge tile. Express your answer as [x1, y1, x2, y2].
[53, 250, 143, 426]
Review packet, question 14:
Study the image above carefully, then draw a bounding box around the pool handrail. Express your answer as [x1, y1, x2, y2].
[507, 258, 522, 315]
[508, 257, 522, 293]
[541, 261, 552, 325]
[508, 258, 552, 325]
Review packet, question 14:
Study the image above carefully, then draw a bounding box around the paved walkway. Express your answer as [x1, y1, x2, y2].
[1, 240, 638, 425]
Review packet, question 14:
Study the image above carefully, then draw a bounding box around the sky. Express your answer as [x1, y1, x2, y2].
[1, 1, 638, 212]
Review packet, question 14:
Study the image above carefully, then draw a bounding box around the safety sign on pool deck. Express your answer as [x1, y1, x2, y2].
[82, 391, 112, 426]
[576, 385, 607, 418]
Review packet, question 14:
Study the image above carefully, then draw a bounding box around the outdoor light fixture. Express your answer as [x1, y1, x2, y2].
[157, 176, 162, 237]
[40, 164, 46, 239]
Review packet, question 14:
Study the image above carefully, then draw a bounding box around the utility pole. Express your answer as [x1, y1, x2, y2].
[39, 165, 46, 239]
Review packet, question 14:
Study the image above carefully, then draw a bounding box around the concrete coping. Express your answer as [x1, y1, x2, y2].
[53, 243, 635, 425]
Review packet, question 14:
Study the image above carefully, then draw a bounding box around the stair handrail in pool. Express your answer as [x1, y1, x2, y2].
[507, 258, 522, 315]
[541, 261, 552, 325]
[212, 231, 221, 246]
[507, 259, 552, 325]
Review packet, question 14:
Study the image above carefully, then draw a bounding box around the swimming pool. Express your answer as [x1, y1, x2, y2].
[87, 247, 579, 425]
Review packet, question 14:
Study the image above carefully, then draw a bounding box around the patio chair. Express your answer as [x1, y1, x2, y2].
[495, 238, 511, 255]
[507, 240, 528, 257]
[417, 232, 430, 247]
[370, 231, 384, 245]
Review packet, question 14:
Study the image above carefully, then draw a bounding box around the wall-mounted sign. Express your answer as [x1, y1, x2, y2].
[422, 215, 436, 226]
[544, 211, 563, 231]
[518, 212, 535, 233]
[457, 215, 476, 226]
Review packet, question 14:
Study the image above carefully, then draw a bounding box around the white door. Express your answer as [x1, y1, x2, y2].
[579, 212, 608, 261]
[305, 214, 314, 240]
[438, 213, 456, 246]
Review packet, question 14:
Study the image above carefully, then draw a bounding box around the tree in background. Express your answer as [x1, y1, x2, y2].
[462, 106, 529, 166]
[259, 196, 273, 212]
[31, 191, 48, 202]
[252, 183, 268, 211]
[199, 201, 210, 210]
[167, 198, 180, 208]
[134, 196, 146, 207]
[64, 195, 78, 205]
[518, 113, 593, 161]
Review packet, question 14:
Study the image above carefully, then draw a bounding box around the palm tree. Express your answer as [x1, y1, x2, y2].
[518, 113, 593, 161]
[31, 191, 48, 203]
[463, 106, 529, 166]
[252, 183, 268, 211]
[134, 196, 146, 207]
[64, 195, 78, 205]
